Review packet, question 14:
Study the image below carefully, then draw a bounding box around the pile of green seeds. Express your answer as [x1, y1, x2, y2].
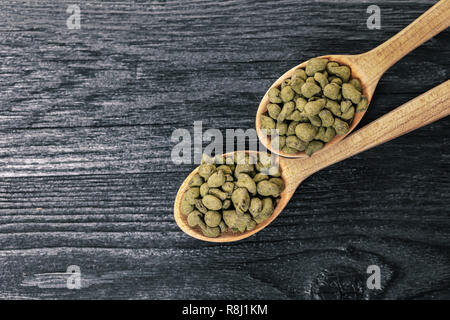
[181, 152, 283, 238]
[260, 58, 368, 156]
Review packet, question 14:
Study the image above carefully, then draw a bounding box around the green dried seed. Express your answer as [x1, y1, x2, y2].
[286, 110, 304, 121]
[201, 225, 220, 238]
[305, 140, 324, 156]
[268, 87, 282, 103]
[301, 82, 321, 98]
[187, 211, 204, 227]
[290, 77, 305, 94]
[340, 100, 353, 113]
[323, 126, 336, 142]
[305, 77, 316, 84]
[257, 180, 280, 197]
[278, 101, 295, 122]
[333, 118, 350, 135]
[308, 115, 322, 127]
[234, 163, 254, 177]
[207, 170, 225, 188]
[295, 97, 307, 111]
[267, 103, 281, 120]
[292, 69, 307, 81]
[260, 115, 276, 135]
[282, 146, 298, 154]
[304, 98, 326, 116]
[286, 135, 307, 151]
[315, 127, 326, 142]
[219, 221, 227, 233]
[286, 121, 299, 136]
[295, 123, 318, 142]
[325, 99, 342, 116]
[194, 198, 208, 214]
[280, 86, 295, 102]
[253, 173, 269, 183]
[184, 187, 199, 205]
[349, 78, 362, 92]
[231, 187, 250, 214]
[200, 183, 209, 197]
[276, 121, 288, 135]
[222, 181, 234, 194]
[217, 165, 232, 175]
[306, 58, 328, 76]
[202, 194, 222, 211]
[247, 219, 257, 231]
[254, 198, 274, 223]
[198, 164, 216, 180]
[188, 174, 203, 187]
[327, 64, 351, 82]
[342, 83, 361, 104]
[341, 106, 355, 121]
[356, 96, 368, 112]
[222, 199, 231, 210]
[209, 188, 228, 201]
[315, 126, 336, 143]
[223, 210, 252, 233]
[204, 210, 221, 227]
[323, 83, 341, 100]
[181, 198, 194, 215]
[269, 178, 285, 192]
[318, 109, 334, 127]
[314, 72, 329, 88]
[281, 79, 291, 89]
[329, 76, 343, 85]
[236, 173, 257, 195]
[249, 197, 263, 218]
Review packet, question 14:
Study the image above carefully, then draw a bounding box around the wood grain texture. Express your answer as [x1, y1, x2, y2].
[0, 0, 449, 299]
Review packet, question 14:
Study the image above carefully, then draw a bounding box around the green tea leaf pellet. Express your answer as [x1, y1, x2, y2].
[306, 58, 328, 76]
[356, 96, 368, 112]
[342, 83, 361, 104]
[301, 82, 321, 98]
[268, 87, 282, 103]
[188, 174, 203, 187]
[202, 195, 222, 211]
[295, 123, 318, 142]
[286, 135, 307, 151]
[304, 98, 326, 116]
[267, 103, 281, 120]
[333, 118, 350, 135]
[204, 211, 222, 228]
[280, 86, 295, 102]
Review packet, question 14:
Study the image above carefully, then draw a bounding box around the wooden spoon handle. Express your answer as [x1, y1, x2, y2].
[356, 0, 450, 90]
[292, 80, 450, 179]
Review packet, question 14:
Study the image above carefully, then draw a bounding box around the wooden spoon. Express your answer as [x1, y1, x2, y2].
[175, 80, 450, 242]
[256, 0, 450, 158]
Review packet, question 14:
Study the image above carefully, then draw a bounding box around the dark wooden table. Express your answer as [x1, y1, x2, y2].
[0, 0, 448, 300]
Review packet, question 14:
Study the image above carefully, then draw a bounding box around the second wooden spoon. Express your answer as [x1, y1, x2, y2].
[256, 0, 450, 158]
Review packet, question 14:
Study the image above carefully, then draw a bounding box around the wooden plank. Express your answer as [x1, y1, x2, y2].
[0, 0, 449, 299]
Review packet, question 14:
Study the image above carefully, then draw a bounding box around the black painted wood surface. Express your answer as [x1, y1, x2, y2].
[0, 0, 449, 300]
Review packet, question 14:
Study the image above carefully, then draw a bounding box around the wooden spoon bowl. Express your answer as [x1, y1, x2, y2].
[176, 80, 450, 242]
[256, 0, 450, 158]
[173, 150, 288, 242]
